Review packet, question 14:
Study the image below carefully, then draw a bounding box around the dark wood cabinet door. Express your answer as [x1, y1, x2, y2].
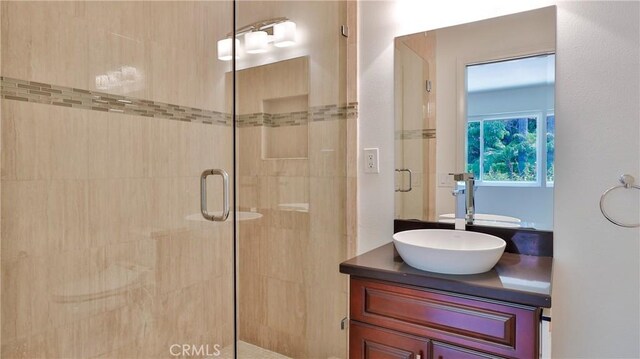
[431, 342, 504, 359]
[350, 278, 539, 358]
[350, 321, 429, 359]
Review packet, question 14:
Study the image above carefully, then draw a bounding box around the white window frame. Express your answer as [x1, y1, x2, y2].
[545, 111, 555, 187]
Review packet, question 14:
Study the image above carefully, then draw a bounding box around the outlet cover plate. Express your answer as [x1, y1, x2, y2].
[364, 148, 379, 173]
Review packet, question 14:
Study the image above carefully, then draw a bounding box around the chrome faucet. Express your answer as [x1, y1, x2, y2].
[449, 172, 475, 228]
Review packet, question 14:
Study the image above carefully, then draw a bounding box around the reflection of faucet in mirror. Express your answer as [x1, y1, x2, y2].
[450, 172, 475, 228]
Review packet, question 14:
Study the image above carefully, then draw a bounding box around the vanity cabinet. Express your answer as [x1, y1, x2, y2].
[349, 278, 540, 359]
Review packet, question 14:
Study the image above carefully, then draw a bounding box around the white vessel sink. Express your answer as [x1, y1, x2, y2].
[392, 229, 506, 275]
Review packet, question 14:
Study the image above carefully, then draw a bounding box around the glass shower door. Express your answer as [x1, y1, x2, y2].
[1, 1, 236, 357]
[234, 1, 350, 358]
[394, 40, 435, 222]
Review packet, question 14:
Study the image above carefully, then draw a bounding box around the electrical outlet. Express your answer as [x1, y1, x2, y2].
[363, 148, 379, 173]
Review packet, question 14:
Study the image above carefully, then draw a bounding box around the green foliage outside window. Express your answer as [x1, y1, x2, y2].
[466, 122, 481, 178]
[467, 117, 541, 182]
[546, 115, 555, 183]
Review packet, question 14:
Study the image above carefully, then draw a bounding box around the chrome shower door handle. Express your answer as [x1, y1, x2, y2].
[200, 169, 230, 222]
[395, 168, 413, 192]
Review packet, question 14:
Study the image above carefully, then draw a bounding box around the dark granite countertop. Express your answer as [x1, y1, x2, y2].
[340, 243, 552, 308]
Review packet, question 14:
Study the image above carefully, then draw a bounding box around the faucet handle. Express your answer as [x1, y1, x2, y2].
[449, 172, 474, 181]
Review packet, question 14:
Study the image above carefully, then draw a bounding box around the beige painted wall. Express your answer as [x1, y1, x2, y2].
[552, 2, 639, 357]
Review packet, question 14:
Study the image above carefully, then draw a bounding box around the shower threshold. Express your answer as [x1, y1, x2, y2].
[219, 340, 292, 359]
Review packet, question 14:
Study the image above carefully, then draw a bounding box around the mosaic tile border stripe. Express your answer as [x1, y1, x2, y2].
[0, 76, 231, 125]
[237, 103, 358, 128]
[237, 112, 308, 128]
[395, 128, 436, 140]
[0, 76, 358, 126]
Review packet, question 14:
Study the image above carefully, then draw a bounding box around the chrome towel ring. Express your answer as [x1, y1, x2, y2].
[599, 174, 640, 228]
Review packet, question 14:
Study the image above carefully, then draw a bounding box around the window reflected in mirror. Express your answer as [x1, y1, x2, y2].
[465, 54, 555, 186]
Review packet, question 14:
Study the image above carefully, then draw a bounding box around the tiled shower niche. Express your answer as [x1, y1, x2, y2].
[233, 57, 310, 159]
[262, 95, 309, 159]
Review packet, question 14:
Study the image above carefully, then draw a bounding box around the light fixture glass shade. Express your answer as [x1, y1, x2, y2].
[273, 21, 296, 48]
[244, 31, 269, 54]
[217, 38, 238, 61]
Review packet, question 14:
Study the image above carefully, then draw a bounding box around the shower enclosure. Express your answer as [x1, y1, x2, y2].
[1, 1, 352, 358]
[394, 37, 436, 222]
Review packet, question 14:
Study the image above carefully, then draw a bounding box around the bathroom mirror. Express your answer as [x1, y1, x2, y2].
[394, 6, 556, 230]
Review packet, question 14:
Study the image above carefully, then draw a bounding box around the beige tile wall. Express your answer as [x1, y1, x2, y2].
[1, 99, 236, 358]
[1, 1, 235, 358]
[1, 1, 233, 112]
[237, 114, 349, 358]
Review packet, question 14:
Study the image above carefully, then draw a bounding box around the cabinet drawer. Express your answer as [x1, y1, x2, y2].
[350, 278, 539, 358]
[432, 342, 503, 359]
[350, 321, 429, 359]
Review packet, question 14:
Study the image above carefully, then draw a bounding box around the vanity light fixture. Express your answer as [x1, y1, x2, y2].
[244, 31, 269, 54]
[273, 20, 296, 47]
[217, 38, 239, 61]
[217, 17, 296, 61]
[95, 65, 143, 93]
